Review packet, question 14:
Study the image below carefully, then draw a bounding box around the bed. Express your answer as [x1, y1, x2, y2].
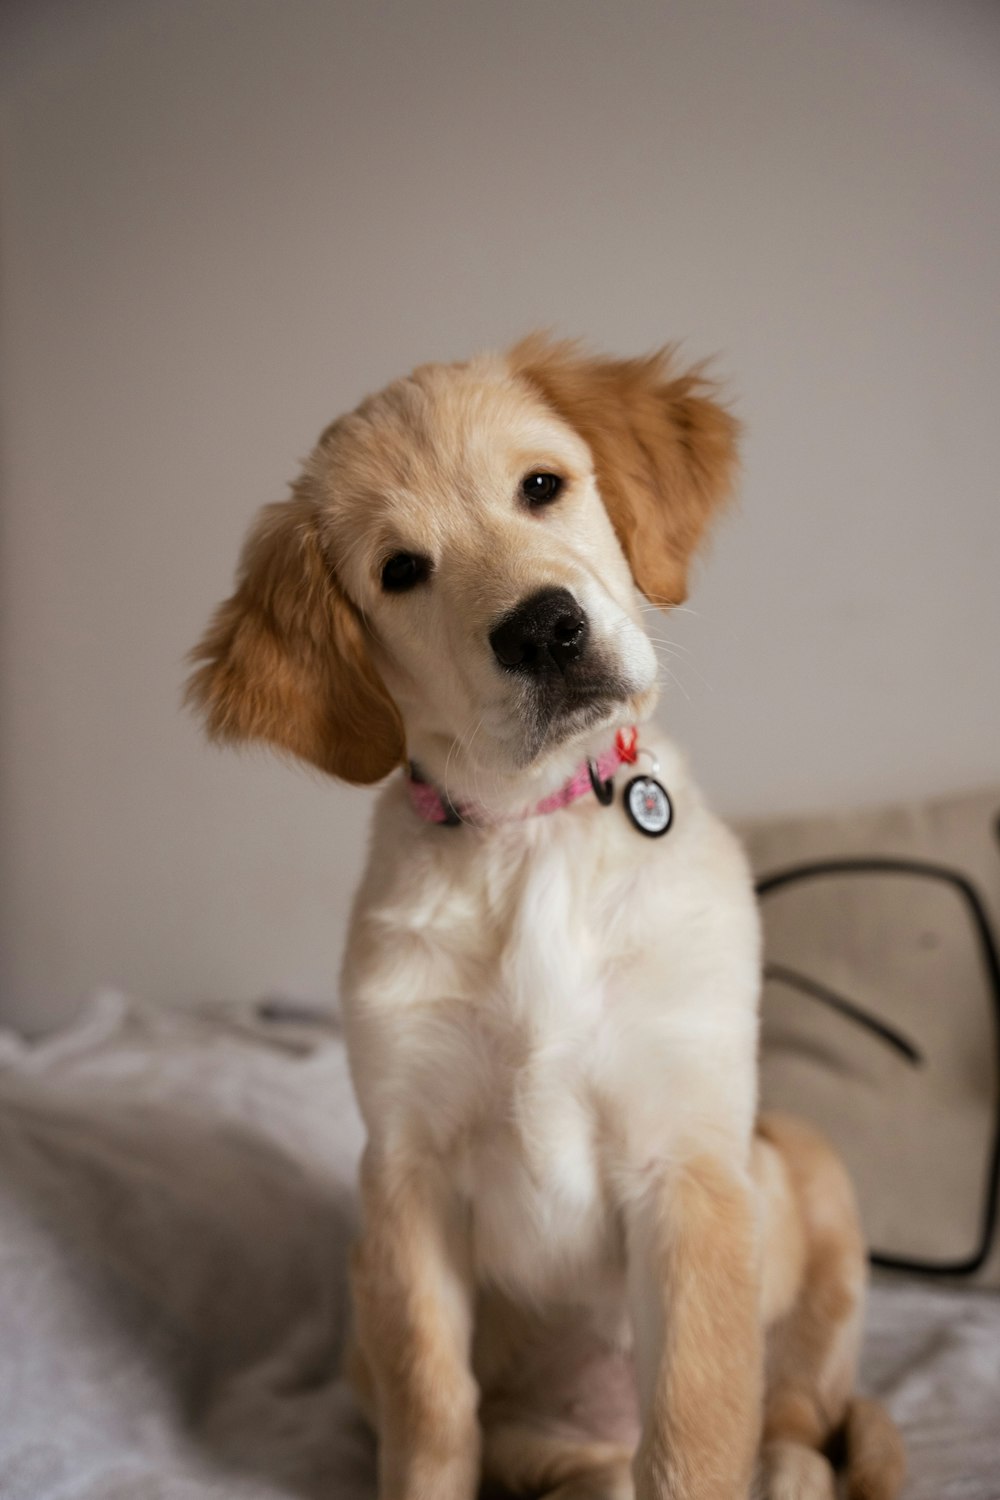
[0, 993, 996, 1500]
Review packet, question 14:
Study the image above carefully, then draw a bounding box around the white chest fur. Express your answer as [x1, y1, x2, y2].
[457, 852, 622, 1298]
[341, 736, 762, 1303]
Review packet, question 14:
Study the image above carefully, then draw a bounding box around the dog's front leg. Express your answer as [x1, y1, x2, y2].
[351, 1146, 479, 1500]
[627, 1156, 763, 1500]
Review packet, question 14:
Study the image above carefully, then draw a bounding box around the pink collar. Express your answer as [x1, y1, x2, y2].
[407, 727, 639, 827]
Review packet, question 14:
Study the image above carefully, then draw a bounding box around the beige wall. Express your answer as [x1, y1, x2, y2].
[2, 0, 998, 1032]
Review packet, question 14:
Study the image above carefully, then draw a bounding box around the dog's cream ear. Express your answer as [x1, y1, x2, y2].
[186, 490, 404, 784]
[509, 334, 740, 607]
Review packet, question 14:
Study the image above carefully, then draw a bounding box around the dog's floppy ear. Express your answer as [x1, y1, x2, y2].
[509, 334, 740, 607]
[186, 489, 404, 784]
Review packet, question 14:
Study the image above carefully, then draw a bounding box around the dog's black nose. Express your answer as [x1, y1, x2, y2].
[489, 587, 589, 674]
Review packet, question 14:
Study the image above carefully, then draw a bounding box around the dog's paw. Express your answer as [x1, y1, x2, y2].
[757, 1440, 836, 1500]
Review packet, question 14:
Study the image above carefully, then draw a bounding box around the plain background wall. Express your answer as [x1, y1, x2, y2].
[2, 0, 998, 1033]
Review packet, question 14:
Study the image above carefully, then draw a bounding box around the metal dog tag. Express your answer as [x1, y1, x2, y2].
[623, 775, 673, 838]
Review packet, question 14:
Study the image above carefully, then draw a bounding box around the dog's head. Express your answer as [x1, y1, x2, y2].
[187, 337, 738, 793]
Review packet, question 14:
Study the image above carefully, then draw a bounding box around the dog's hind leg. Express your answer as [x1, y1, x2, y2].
[754, 1113, 905, 1500]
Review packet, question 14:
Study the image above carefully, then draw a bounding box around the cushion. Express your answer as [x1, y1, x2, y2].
[741, 787, 1000, 1286]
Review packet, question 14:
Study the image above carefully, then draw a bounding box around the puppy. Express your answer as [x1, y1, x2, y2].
[188, 337, 904, 1500]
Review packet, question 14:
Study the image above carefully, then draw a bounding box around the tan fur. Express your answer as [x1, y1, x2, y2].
[758, 1114, 865, 1451]
[842, 1400, 908, 1500]
[350, 1149, 480, 1499]
[189, 336, 903, 1500]
[476, 1125, 901, 1500]
[186, 489, 404, 783]
[631, 1158, 763, 1500]
[483, 1423, 634, 1499]
[755, 1113, 905, 1500]
[509, 334, 740, 606]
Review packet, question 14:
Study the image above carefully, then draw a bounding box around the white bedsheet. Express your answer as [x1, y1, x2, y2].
[0, 995, 995, 1499]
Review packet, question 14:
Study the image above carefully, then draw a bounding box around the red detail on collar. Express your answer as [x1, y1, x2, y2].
[615, 726, 639, 765]
[407, 729, 639, 827]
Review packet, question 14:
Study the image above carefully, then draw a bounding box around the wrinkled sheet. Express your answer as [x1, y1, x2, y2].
[0, 995, 996, 1499]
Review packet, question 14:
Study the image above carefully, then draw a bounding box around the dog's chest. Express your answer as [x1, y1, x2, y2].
[455, 1002, 617, 1299]
[350, 779, 760, 1301]
[449, 847, 626, 1298]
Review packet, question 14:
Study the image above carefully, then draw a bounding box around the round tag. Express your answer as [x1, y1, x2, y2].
[623, 775, 673, 838]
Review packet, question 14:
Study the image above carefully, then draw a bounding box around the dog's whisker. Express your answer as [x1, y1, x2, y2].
[653, 644, 714, 697]
[636, 598, 702, 621]
[606, 615, 688, 654]
[442, 715, 477, 822]
[644, 636, 694, 657]
[464, 717, 488, 818]
[602, 616, 701, 695]
[603, 614, 708, 695]
[443, 712, 491, 824]
[656, 662, 691, 701]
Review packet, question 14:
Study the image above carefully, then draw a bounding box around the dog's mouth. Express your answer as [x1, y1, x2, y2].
[511, 658, 633, 765]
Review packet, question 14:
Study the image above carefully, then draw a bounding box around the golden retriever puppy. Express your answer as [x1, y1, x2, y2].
[188, 337, 904, 1500]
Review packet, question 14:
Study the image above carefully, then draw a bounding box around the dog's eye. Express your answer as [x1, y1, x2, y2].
[380, 553, 431, 593]
[520, 472, 564, 508]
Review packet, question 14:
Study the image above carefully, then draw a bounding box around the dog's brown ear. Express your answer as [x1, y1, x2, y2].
[509, 334, 740, 607]
[186, 490, 404, 784]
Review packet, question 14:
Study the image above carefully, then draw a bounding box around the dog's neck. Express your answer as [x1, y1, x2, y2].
[404, 720, 644, 826]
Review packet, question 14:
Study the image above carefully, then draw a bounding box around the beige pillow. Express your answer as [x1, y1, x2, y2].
[740, 788, 1000, 1286]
